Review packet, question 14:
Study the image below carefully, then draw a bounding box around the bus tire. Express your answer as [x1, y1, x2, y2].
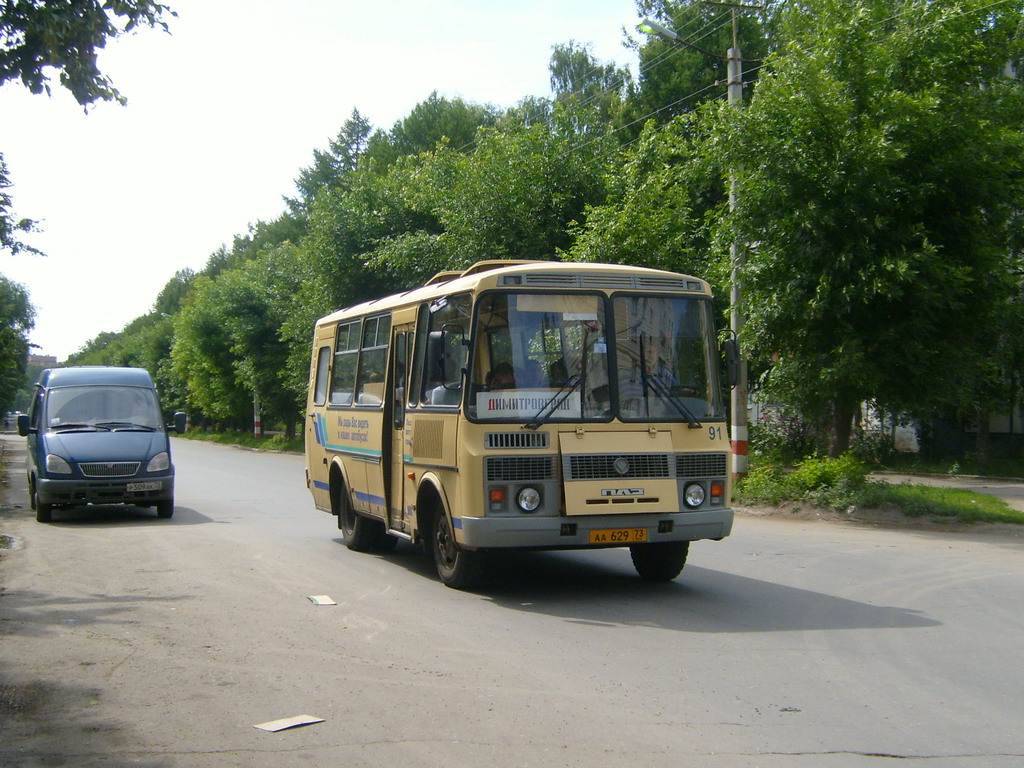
[629, 541, 689, 582]
[431, 510, 484, 590]
[338, 494, 377, 552]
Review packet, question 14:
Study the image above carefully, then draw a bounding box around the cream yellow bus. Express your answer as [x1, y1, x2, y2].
[305, 260, 737, 588]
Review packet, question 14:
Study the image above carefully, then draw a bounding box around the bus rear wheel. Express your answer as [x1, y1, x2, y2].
[629, 541, 689, 582]
[431, 511, 484, 590]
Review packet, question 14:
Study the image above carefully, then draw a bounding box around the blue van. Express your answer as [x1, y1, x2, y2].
[18, 367, 187, 522]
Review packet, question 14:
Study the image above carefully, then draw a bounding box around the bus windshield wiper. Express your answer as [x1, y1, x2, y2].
[522, 374, 582, 431]
[638, 333, 701, 428]
[644, 374, 703, 429]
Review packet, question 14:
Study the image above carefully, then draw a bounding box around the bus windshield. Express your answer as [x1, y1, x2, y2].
[468, 291, 725, 423]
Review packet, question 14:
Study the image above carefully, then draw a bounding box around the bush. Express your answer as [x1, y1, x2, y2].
[748, 409, 820, 464]
[849, 429, 897, 465]
[735, 453, 868, 509]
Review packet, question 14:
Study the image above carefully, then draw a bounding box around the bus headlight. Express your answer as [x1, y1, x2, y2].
[516, 486, 541, 513]
[684, 482, 706, 508]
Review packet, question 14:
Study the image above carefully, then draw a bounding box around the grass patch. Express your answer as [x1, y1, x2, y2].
[736, 454, 1024, 526]
[858, 482, 1024, 525]
[179, 431, 304, 453]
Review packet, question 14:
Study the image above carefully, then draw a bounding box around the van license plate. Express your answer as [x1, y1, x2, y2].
[127, 481, 161, 492]
[589, 528, 648, 544]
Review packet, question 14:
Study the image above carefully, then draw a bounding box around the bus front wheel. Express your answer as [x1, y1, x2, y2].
[629, 541, 689, 582]
[431, 511, 484, 590]
[336, 483, 396, 553]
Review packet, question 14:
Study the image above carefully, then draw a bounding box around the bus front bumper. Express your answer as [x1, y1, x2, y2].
[455, 508, 733, 550]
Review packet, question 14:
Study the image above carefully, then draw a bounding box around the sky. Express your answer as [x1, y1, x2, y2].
[2, 0, 642, 362]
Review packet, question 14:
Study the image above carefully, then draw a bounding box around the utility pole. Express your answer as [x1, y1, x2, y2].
[725, 6, 748, 480]
[639, 5, 752, 479]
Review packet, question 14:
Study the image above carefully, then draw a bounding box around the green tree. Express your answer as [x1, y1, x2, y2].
[363, 92, 496, 169]
[289, 108, 373, 214]
[1, 0, 174, 106]
[623, 0, 770, 133]
[713, 0, 1024, 454]
[550, 41, 632, 128]
[1, 152, 41, 256]
[565, 111, 725, 286]
[0, 272, 33, 413]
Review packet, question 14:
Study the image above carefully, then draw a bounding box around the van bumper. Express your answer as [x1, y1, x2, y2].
[455, 508, 733, 550]
[35, 474, 175, 507]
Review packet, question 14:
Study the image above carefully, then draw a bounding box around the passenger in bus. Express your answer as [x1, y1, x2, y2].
[549, 359, 569, 387]
[429, 379, 460, 405]
[520, 359, 545, 388]
[487, 362, 516, 390]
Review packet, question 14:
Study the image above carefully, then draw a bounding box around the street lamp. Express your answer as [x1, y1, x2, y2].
[638, 16, 749, 479]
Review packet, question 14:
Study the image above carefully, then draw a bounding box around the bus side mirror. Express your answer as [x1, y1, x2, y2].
[723, 338, 740, 389]
[17, 413, 33, 436]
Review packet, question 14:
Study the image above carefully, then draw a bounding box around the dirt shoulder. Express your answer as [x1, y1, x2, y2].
[735, 501, 1024, 538]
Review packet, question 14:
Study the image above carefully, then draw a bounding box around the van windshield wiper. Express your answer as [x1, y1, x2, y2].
[94, 421, 158, 432]
[523, 374, 582, 431]
[50, 422, 110, 432]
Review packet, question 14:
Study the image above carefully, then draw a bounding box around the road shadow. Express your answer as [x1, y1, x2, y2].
[37, 504, 213, 527]
[0, 665, 174, 768]
[0, 588, 195, 640]
[485, 550, 939, 633]
[367, 543, 939, 634]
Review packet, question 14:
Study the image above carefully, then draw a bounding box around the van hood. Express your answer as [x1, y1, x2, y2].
[44, 431, 167, 463]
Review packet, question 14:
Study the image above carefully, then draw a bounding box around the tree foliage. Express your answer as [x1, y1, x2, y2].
[1, 0, 174, 106]
[49, 0, 1024, 462]
[0, 272, 33, 412]
[713, 0, 1024, 453]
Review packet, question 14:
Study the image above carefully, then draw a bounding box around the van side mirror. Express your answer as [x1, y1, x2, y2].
[172, 412, 188, 434]
[17, 413, 33, 436]
[723, 338, 740, 389]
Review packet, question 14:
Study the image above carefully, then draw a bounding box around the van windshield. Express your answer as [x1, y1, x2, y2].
[46, 386, 163, 430]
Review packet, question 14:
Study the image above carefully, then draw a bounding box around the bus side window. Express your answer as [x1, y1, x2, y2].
[312, 346, 331, 407]
[331, 320, 359, 406]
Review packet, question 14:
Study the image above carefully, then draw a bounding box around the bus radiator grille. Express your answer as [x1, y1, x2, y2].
[485, 456, 557, 482]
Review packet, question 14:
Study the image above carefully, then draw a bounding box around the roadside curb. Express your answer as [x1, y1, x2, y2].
[871, 470, 1024, 483]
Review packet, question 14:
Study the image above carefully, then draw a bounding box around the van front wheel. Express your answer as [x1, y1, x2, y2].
[157, 499, 174, 518]
[35, 498, 52, 523]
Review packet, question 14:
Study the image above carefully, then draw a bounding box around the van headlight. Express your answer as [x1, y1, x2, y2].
[45, 454, 72, 474]
[146, 452, 170, 472]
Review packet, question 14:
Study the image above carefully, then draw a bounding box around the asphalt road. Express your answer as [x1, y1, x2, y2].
[2, 434, 1023, 767]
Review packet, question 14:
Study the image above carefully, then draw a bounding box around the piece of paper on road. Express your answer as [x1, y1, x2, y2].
[253, 715, 325, 732]
[306, 595, 336, 605]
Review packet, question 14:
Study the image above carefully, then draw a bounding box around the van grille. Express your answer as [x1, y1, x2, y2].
[79, 462, 140, 478]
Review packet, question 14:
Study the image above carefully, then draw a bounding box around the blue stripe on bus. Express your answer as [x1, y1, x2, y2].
[452, 517, 463, 529]
[354, 490, 387, 507]
[313, 480, 329, 491]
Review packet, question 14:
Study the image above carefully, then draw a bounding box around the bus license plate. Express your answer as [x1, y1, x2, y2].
[589, 528, 648, 545]
[127, 481, 161, 492]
